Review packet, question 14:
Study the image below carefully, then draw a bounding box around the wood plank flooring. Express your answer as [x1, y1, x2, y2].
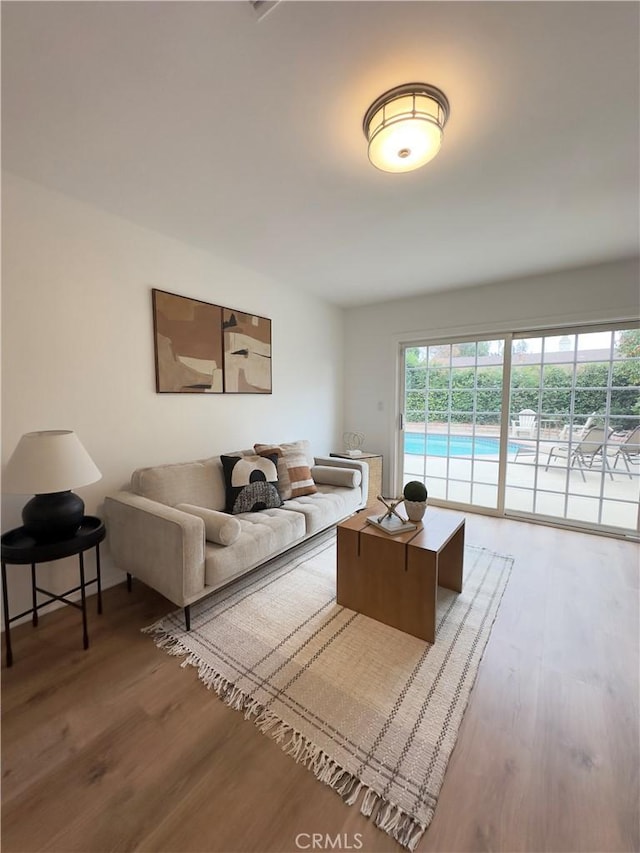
[2, 512, 638, 852]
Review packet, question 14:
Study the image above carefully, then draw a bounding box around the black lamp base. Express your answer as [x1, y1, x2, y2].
[22, 492, 85, 543]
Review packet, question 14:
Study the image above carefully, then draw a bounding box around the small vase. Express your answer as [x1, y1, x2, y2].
[404, 499, 427, 522]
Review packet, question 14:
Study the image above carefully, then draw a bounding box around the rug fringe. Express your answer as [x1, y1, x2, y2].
[146, 624, 430, 850]
[360, 787, 379, 816]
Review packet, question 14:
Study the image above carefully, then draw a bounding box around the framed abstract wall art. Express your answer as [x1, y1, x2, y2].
[151, 289, 272, 394]
[223, 308, 272, 393]
[152, 289, 224, 393]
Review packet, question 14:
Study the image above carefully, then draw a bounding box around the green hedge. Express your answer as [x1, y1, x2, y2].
[405, 360, 640, 427]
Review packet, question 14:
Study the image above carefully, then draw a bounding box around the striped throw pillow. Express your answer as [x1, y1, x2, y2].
[254, 441, 317, 499]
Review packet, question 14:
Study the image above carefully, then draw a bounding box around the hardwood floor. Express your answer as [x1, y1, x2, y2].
[2, 513, 638, 853]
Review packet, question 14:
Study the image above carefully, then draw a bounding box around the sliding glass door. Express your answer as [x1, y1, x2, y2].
[504, 327, 640, 531]
[400, 324, 639, 536]
[402, 338, 507, 511]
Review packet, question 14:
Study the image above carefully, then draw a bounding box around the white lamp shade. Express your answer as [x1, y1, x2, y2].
[3, 430, 102, 495]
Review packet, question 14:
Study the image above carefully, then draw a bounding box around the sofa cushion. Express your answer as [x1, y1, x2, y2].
[279, 484, 361, 535]
[221, 453, 282, 514]
[175, 503, 241, 546]
[131, 457, 226, 510]
[204, 508, 306, 589]
[255, 440, 317, 499]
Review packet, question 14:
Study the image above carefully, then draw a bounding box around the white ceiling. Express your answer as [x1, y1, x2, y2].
[2, 1, 639, 307]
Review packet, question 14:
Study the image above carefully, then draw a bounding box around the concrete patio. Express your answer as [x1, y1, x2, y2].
[403, 426, 639, 533]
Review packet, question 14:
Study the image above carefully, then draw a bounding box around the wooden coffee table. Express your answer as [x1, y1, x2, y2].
[336, 503, 465, 643]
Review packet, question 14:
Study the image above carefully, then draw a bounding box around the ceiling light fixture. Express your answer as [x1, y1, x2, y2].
[363, 82, 450, 173]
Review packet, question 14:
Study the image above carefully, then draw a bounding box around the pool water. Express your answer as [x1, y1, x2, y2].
[405, 432, 519, 457]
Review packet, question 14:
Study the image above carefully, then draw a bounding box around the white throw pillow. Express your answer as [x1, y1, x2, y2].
[176, 503, 241, 546]
[310, 466, 362, 489]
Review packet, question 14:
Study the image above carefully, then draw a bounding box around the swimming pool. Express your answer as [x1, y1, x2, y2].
[405, 432, 519, 457]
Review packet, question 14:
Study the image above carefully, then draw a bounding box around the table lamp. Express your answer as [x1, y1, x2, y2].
[3, 430, 102, 542]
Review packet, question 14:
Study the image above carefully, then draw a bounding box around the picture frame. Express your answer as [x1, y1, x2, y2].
[152, 289, 224, 393]
[222, 308, 272, 394]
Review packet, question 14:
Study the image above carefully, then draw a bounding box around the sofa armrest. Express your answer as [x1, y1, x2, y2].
[313, 456, 368, 509]
[104, 492, 206, 607]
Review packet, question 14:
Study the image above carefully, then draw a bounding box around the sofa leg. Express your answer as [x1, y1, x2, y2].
[184, 605, 191, 631]
[126, 572, 132, 592]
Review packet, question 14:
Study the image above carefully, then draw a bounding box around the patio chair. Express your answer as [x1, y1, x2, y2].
[545, 426, 613, 481]
[511, 409, 537, 438]
[557, 413, 598, 441]
[607, 425, 640, 478]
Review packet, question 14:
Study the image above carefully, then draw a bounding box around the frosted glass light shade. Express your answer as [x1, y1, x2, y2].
[363, 83, 450, 173]
[3, 430, 102, 495]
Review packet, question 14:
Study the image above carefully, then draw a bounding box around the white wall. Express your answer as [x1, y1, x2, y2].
[3, 171, 638, 632]
[343, 257, 640, 492]
[1, 172, 344, 621]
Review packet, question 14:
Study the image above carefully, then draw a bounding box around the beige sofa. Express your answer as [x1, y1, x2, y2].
[104, 443, 367, 628]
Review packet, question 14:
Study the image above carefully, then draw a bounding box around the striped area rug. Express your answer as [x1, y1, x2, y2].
[145, 528, 513, 850]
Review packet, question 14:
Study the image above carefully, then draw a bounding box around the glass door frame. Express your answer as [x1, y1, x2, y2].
[396, 322, 639, 540]
[397, 331, 512, 517]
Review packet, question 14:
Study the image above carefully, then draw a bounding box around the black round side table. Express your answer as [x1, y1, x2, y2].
[1, 516, 106, 668]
